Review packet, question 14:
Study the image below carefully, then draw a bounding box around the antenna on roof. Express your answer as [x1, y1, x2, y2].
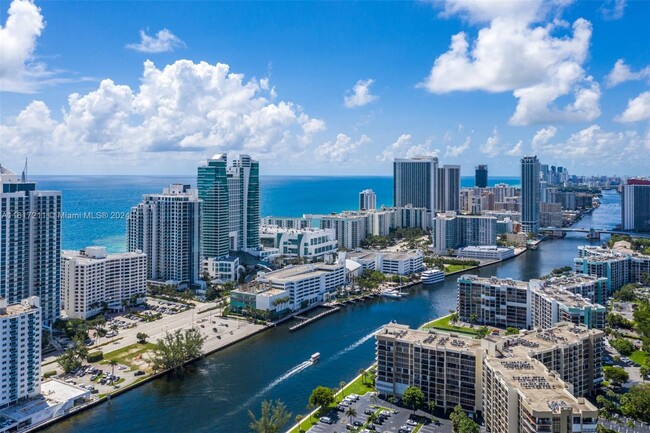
[21, 158, 28, 182]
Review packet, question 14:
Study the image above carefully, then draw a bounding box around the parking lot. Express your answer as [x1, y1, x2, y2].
[308, 392, 452, 433]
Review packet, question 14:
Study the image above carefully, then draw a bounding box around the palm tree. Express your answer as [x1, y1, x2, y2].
[345, 407, 357, 424]
[109, 359, 118, 380]
[359, 368, 367, 385]
[339, 380, 346, 397]
[110, 324, 119, 335]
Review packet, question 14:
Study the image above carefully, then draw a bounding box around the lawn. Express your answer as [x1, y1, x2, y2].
[288, 369, 375, 433]
[420, 315, 478, 336]
[630, 350, 648, 367]
[99, 342, 156, 371]
[443, 264, 475, 274]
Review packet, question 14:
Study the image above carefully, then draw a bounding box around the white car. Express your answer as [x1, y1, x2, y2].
[319, 417, 333, 424]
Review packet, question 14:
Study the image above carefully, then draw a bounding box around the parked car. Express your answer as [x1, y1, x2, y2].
[319, 417, 333, 424]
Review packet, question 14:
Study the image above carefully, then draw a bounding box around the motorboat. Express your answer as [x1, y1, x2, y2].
[381, 289, 402, 299]
[310, 352, 320, 363]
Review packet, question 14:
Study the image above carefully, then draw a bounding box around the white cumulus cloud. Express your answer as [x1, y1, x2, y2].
[480, 128, 501, 157]
[126, 28, 185, 53]
[314, 133, 371, 162]
[615, 91, 650, 123]
[531, 124, 649, 168]
[343, 79, 378, 108]
[378, 134, 440, 161]
[1, 60, 325, 167]
[445, 136, 471, 157]
[420, 1, 600, 125]
[0, 0, 44, 93]
[505, 140, 523, 156]
[599, 0, 627, 20]
[605, 59, 650, 88]
[532, 126, 558, 148]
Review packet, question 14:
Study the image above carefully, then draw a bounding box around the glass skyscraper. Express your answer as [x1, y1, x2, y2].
[475, 164, 488, 188]
[521, 155, 541, 234]
[393, 157, 438, 224]
[197, 154, 260, 259]
[0, 165, 61, 326]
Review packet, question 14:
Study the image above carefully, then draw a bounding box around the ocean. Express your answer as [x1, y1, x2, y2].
[31, 175, 520, 253]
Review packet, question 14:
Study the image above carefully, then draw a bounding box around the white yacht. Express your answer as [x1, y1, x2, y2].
[381, 289, 402, 299]
[421, 269, 445, 285]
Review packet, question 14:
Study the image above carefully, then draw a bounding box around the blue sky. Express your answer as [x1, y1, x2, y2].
[1, 0, 649, 176]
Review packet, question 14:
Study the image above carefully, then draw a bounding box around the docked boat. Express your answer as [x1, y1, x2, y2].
[310, 352, 320, 363]
[421, 269, 445, 285]
[381, 289, 402, 299]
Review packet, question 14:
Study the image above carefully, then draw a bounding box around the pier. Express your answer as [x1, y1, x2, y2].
[288, 306, 341, 332]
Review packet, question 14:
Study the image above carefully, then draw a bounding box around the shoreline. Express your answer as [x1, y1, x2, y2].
[28, 249, 529, 433]
[28, 323, 272, 433]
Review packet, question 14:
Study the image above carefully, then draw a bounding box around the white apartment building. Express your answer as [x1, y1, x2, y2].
[61, 247, 147, 320]
[432, 212, 497, 255]
[128, 184, 201, 289]
[259, 226, 337, 260]
[320, 214, 368, 250]
[359, 189, 377, 211]
[482, 356, 598, 433]
[347, 250, 424, 276]
[0, 297, 41, 409]
[457, 275, 531, 329]
[256, 263, 345, 310]
[202, 256, 241, 283]
[457, 246, 515, 261]
[529, 280, 606, 330]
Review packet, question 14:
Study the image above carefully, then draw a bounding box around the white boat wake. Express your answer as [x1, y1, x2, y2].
[228, 360, 312, 416]
[328, 326, 383, 362]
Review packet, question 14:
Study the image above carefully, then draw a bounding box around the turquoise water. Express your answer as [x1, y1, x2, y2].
[32, 175, 520, 252]
[41, 191, 620, 433]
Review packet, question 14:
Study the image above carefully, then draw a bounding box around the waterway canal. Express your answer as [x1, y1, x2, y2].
[43, 190, 621, 433]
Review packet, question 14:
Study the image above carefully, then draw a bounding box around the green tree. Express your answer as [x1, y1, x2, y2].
[614, 284, 638, 302]
[475, 326, 490, 339]
[345, 406, 357, 424]
[339, 380, 346, 397]
[449, 311, 459, 324]
[450, 405, 479, 433]
[620, 383, 650, 423]
[505, 327, 519, 335]
[468, 314, 478, 325]
[136, 332, 149, 343]
[610, 338, 634, 356]
[248, 399, 292, 433]
[308, 386, 335, 416]
[402, 386, 425, 414]
[427, 400, 436, 414]
[57, 349, 82, 373]
[149, 328, 207, 372]
[57, 339, 89, 373]
[603, 366, 629, 385]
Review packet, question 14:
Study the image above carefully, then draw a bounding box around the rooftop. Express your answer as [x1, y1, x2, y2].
[485, 356, 597, 415]
[261, 263, 343, 283]
[530, 282, 603, 310]
[0, 380, 90, 421]
[62, 248, 145, 264]
[502, 322, 602, 356]
[260, 226, 333, 235]
[377, 323, 482, 353]
[458, 274, 529, 289]
[0, 298, 39, 318]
